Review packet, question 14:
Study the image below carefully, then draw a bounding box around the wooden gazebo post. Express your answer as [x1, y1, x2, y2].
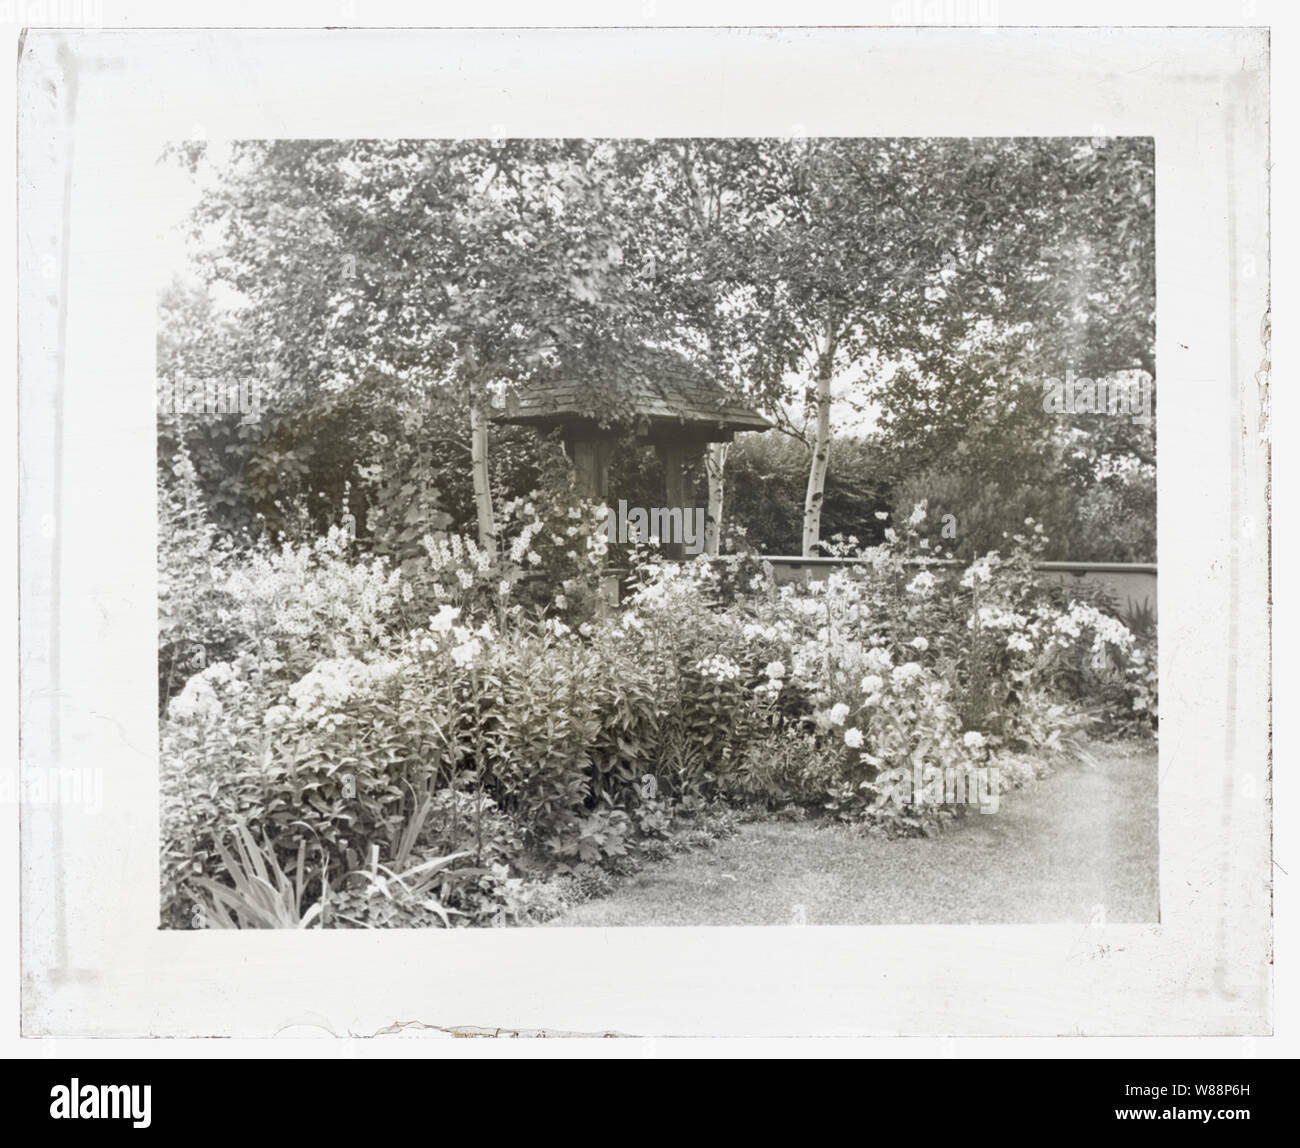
[562, 431, 617, 503]
[650, 430, 711, 560]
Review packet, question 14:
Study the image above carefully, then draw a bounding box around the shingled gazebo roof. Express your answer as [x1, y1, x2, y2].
[493, 371, 771, 437]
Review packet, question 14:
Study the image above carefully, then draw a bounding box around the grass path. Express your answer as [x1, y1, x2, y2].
[545, 740, 1158, 927]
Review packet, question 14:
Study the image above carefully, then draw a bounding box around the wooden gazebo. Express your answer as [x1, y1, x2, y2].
[494, 367, 771, 557]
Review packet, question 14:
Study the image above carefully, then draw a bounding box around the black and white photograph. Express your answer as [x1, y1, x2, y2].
[156, 134, 1159, 931]
[13, 13, 1275, 1057]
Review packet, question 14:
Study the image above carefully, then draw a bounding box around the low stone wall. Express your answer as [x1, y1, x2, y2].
[1032, 562, 1157, 622]
[761, 556, 1157, 622]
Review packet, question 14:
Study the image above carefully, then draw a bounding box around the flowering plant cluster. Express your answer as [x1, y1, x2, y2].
[160, 481, 1155, 926]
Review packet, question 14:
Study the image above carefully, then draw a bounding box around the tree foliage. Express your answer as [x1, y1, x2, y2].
[160, 136, 1155, 561]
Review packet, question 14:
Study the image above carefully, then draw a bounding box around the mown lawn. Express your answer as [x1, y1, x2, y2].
[545, 740, 1158, 926]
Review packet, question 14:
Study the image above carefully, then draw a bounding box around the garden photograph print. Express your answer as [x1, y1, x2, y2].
[157, 136, 1158, 930]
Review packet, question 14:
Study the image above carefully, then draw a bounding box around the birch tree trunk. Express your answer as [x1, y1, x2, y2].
[681, 143, 733, 560]
[801, 320, 837, 557]
[468, 398, 496, 557]
[704, 441, 729, 556]
[462, 341, 497, 556]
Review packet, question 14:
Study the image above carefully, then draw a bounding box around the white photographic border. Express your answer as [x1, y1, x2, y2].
[16, 22, 1270, 1039]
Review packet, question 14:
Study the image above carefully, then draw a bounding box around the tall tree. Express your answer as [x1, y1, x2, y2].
[179, 139, 699, 550]
[746, 136, 1155, 554]
[725, 139, 954, 554]
[870, 137, 1156, 483]
[625, 138, 797, 553]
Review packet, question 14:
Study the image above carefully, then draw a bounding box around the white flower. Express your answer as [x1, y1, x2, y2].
[526, 551, 541, 565]
[910, 636, 929, 651]
[972, 605, 1028, 631]
[960, 556, 996, 588]
[498, 580, 511, 597]
[963, 731, 987, 749]
[874, 511, 889, 521]
[263, 704, 293, 729]
[168, 676, 223, 723]
[554, 594, 568, 610]
[765, 661, 786, 680]
[696, 654, 741, 683]
[450, 637, 481, 667]
[829, 702, 850, 726]
[757, 677, 783, 698]
[578, 622, 594, 637]
[456, 570, 474, 590]
[906, 571, 936, 595]
[202, 662, 235, 687]
[285, 657, 376, 721]
[1007, 632, 1034, 654]
[429, 605, 461, 635]
[844, 727, 865, 749]
[860, 674, 884, 695]
[907, 501, 928, 527]
[892, 662, 924, 688]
